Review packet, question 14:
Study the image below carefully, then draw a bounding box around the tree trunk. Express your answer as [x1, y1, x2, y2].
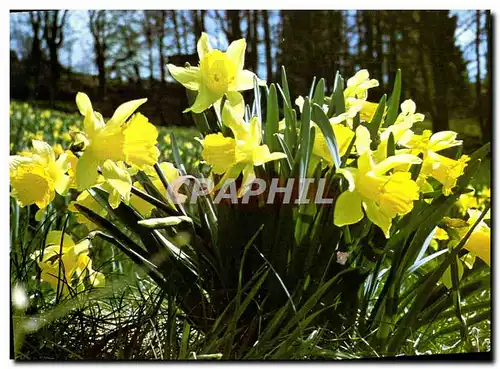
[171, 10, 182, 54]
[226, 10, 242, 42]
[158, 11, 166, 84]
[262, 10, 273, 81]
[484, 10, 492, 143]
[475, 10, 487, 143]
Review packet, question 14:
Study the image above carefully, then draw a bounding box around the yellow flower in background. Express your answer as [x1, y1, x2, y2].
[74, 92, 159, 191]
[167, 33, 264, 114]
[334, 126, 421, 237]
[10, 140, 71, 209]
[53, 143, 64, 156]
[201, 104, 286, 197]
[32, 231, 105, 294]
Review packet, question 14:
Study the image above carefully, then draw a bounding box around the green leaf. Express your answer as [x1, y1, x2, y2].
[383, 69, 401, 128]
[327, 71, 345, 117]
[312, 103, 341, 169]
[264, 83, 279, 152]
[368, 94, 386, 142]
[280, 66, 292, 108]
[312, 78, 325, 107]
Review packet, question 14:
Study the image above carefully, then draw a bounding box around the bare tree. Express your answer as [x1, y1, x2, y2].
[262, 10, 273, 81]
[27, 11, 44, 100]
[43, 10, 68, 107]
[89, 10, 109, 99]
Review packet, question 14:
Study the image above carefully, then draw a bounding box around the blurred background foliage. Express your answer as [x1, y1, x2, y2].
[10, 10, 492, 148]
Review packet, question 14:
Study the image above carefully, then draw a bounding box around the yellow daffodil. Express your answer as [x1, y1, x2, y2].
[343, 70, 380, 122]
[167, 33, 264, 114]
[463, 213, 490, 267]
[374, 99, 425, 163]
[33, 231, 105, 294]
[201, 104, 286, 197]
[443, 210, 490, 267]
[10, 140, 71, 209]
[74, 92, 159, 191]
[334, 126, 421, 237]
[419, 152, 469, 196]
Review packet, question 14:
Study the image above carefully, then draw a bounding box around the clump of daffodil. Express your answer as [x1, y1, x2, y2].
[32, 231, 105, 294]
[334, 126, 422, 237]
[74, 92, 160, 191]
[201, 104, 287, 197]
[167, 32, 264, 115]
[10, 140, 71, 209]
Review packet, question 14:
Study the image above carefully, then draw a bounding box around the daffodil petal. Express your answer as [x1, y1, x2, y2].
[202, 133, 236, 174]
[337, 168, 357, 191]
[226, 91, 245, 118]
[373, 154, 422, 176]
[226, 38, 246, 71]
[32, 140, 55, 163]
[45, 230, 75, 248]
[334, 190, 364, 227]
[363, 200, 393, 238]
[230, 69, 260, 91]
[54, 174, 72, 196]
[102, 160, 132, 204]
[221, 103, 248, 141]
[238, 165, 256, 197]
[167, 64, 200, 91]
[76, 151, 99, 191]
[354, 125, 371, 155]
[108, 98, 147, 127]
[185, 83, 220, 114]
[252, 145, 286, 166]
[197, 32, 212, 59]
[76, 92, 92, 116]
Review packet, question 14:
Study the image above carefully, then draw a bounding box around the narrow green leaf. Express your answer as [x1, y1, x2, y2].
[383, 69, 402, 128]
[368, 94, 386, 142]
[312, 78, 325, 107]
[312, 103, 341, 169]
[264, 83, 279, 152]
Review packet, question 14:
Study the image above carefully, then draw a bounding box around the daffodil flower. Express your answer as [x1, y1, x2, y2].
[167, 33, 264, 114]
[374, 99, 425, 163]
[342, 69, 381, 122]
[419, 153, 470, 196]
[395, 129, 468, 196]
[443, 209, 490, 267]
[10, 140, 71, 209]
[32, 231, 105, 294]
[334, 126, 421, 237]
[201, 104, 287, 197]
[74, 92, 159, 191]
